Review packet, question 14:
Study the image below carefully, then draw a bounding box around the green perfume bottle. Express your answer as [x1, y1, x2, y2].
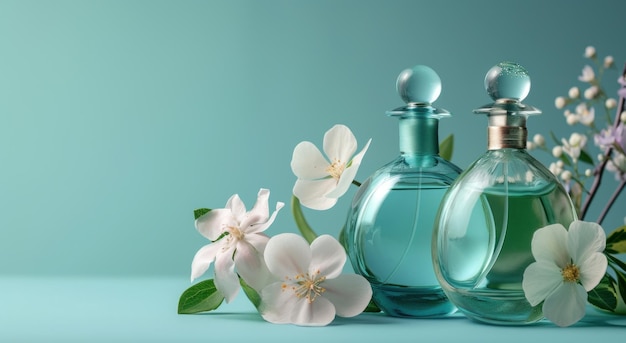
[431, 62, 577, 325]
[344, 65, 461, 317]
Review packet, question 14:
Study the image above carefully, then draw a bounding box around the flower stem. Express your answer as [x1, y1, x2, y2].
[580, 62, 626, 219]
[291, 195, 318, 244]
[596, 178, 626, 225]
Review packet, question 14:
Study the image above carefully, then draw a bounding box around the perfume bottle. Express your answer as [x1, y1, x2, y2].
[431, 62, 577, 325]
[344, 65, 461, 317]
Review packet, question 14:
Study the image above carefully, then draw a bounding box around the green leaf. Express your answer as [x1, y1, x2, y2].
[194, 208, 211, 220]
[588, 273, 618, 312]
[240, 277, 261, 309]
[364, 299, 381, 312]
[606, 226, 626, 254]
[549, 131, 560, 146]
[616, 268, 626, 307]
[178, 279, 225, 314]
[439, 134, 454, 161]
[291, 195, 318, 244]
[559, 153, 572, 167]
[578, 149, 594, 165]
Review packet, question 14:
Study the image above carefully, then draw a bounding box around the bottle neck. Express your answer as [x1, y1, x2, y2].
[398, 116, 439, 156]
[487, 115, 527, 150]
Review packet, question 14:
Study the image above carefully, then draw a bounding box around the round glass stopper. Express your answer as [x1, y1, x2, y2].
[396, 65, 442, 104]
[484, 62, 531, 101]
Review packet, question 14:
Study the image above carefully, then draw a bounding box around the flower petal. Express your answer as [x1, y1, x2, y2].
[243, 232, 270, 254]
[578, 252, 608, 291]
[325, 138, 370, 200]
[264, 233, 311, 278]
[323, 124, 357, 163]
[234, 240, 274, 292]
[291, 296, 336, 326]
[291, 141, 330, 180]
[322, 274, 372, 317]
[246, 201, 284, 235]
[214, 245, 239, 303]
[568, 221, 606, 264]
[239, 188, 271, 230]
[522, 260, 563, 306]
[195, 208, 236, 241]
[531, 224, 570, 268]
[226, 193, 246, 218]
[293, 178, 338, 210]
[542, 282, 587, 327]
[309, 235, 346, 279]
[260, 282, 300, 324]
[190, 243, 221, 282]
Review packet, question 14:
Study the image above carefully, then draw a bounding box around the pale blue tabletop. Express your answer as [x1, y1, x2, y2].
[1, 276, 624, 342]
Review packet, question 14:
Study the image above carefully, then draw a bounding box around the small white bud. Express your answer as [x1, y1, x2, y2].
[569, 133, 583, 146]
[533, 134, 545, 146]
[604, 55, 614, 68]
[598, 154, 604, 162]
[552, 146, 563, 158]
[549, 162, 559, 176]
[527, 141, 535, 150]
[621, 111, 626, 123]
[568, 87, 580, 99]
[584, 85, 599, 100]
[606, 98, 617, 109]
[555, 96, 567, 109]
[585, 169, 593, 177]
[566, 114, 578, 125]
[557, 160, 565, 168]
[561, 170, 572, 182]
[584, 46, 596, 59]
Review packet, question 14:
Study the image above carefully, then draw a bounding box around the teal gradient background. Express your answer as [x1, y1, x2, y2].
[1, 0, 625, 278]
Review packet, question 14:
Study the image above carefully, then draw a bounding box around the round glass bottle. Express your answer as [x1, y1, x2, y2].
[431, 62, 577, 325]
[344, 65, 461, 317]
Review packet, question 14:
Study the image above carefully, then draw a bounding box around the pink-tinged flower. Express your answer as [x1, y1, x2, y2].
[594, 123, 625, 152]
[291, 124, 371, 210]
[607, 152, 626, 181]
[619, 76, 626, 99]
[191, 189, 284, 302]
[522, 221, 607, 327]
[259, 233, 372, 326]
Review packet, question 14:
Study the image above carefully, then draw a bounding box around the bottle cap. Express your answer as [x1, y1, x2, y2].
[386, 65, 451, 118]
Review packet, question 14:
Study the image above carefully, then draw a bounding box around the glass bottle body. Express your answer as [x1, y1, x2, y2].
[432, 149, 577, 325]
[346, 150, 461, 317]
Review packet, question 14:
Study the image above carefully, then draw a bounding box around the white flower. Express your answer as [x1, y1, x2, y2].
[566, 113, 578, 126]
[555, 96, 566, 109]
[522, 221, 607, 327]
[291, 124, 371, 210]
[560, 170, 572, 182]
[604, 55, 614, 68]
[191, 188, 284, 302]
[584, 46, 596, 59]
[575, 103, 595, 126]
[578, 65, 595, 83]
[584, 85, 599, 100]
[259, 233, 372, 326]
[562, 133, 587, 162]
[548, 162, 562, 176]
[552, 145, 563, 158]
[607, 152, 626, 181]
[606, 98, 617, 109]
[568, 87, 580, 99]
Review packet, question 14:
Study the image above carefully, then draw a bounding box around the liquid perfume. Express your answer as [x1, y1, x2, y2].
[431, 62, 577, 325]
[344, 65, 461, 317]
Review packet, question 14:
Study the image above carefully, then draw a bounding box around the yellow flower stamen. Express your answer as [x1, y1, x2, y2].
[561, 263, 580, 282]
[281, 270, 327, 304]
[325, 159, 346, 181]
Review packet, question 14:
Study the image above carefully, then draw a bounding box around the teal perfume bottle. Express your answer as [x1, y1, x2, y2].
[431, 62, 577, 325]
[344, 65, 461, 317]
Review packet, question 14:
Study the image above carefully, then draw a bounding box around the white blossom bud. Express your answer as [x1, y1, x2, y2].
[584, 46, 596, 59]
[557, 160, 565, 168]
[555, 96, 566, 109]
[621, 111, 626, 123]
[561, 170, 572, 182]
[598, 154, 604, 162]
[527, 141, 534, 150]
[584, 85, 599, 100]
[566, 114, 578, 125]
[585, 169, 593, 177]
[533, 134, 545, 146]
[549, 162, 559, 176]
[569, 133, 584, 146]
[606, 98, 617, 109]
[552, 146, 563, 158]
[568, 87, 580, 99]
[604, 55, 614, 68]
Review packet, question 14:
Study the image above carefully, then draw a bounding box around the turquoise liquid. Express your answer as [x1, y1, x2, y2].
[434, 182, 576, 324]
[349, 179, 456, 317]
